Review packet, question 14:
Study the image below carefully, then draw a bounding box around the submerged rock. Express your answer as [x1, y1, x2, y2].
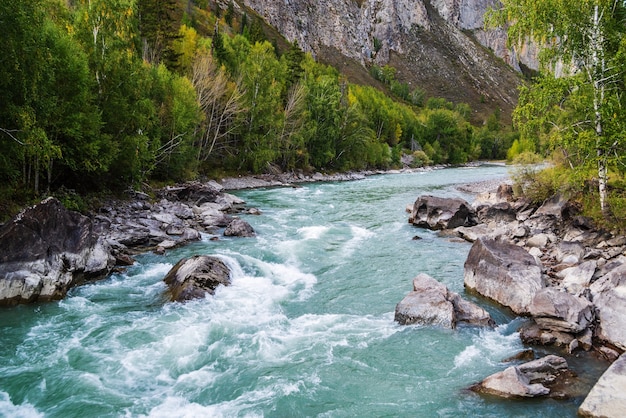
[394, 273, 494, 328]
[0, 198, 114, 305]
[579, 353, 626, 418]
[163, 255, 231, 302]
[471, 355, 572, 399]
[464, 238, 544, 314]
[409, 195, 477, 230]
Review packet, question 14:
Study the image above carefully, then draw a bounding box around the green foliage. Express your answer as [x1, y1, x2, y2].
[490, 0, 626, 215]
[0, 0, 513, 217]
[225, 1, 234, 26]
[507, 138, 536, 161]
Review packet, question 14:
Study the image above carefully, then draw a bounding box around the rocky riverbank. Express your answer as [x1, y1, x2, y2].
[0, 166, 440, 305]
[0, 181, 259, 305]
[405, 183, 626, 416]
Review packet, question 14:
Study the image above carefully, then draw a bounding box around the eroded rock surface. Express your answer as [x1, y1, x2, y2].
[464, 237, 544, 314]
[579, 353, 626, 418]
[0, 198, 114, 305]
[409, 195, 477, 230]
[395, 273, 494, 328]
[163, 255, 231, 302]
[471, 355, 572, 399]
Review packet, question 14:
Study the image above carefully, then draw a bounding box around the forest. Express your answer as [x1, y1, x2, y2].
[0, 0, 514, 216]
[490, 0, 626, 228]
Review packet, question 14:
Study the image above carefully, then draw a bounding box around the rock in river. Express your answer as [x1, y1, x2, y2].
[471, 355, 573, 399]
[394, 273, 494, 328]
[224, 218, 256, 237]
[0, 197, 113, 305]
[163, 255, 231, 302]
[409, 195, 477, 230]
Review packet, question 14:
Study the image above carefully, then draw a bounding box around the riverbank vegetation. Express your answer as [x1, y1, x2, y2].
[490, 0, 626, 230]
[0, 0, 516, 220]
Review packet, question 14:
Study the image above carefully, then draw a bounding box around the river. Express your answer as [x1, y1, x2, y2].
[0, 165, 608, 417]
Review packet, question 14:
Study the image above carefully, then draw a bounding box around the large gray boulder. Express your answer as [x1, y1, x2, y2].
[394, 273, 494, 328]
[224, 218, 256, 237]
[579, 353, 626, 418]
[0, 198, 113, 305]
[409, 195, 477, 230]
[464, 238, 545, 314]
[163, 255, 231, 302]
[471, 355, 571, 399]
[528, 288, 594, 333]
[589, 263, 626, 350]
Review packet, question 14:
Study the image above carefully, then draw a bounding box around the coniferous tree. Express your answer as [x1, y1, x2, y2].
[138, 0, 182, 70]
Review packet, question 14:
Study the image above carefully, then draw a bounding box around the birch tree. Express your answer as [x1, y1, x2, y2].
[490, 0, 626, 214]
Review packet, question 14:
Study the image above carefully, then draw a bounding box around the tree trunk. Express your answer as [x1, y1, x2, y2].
[591, 4, 609, 215]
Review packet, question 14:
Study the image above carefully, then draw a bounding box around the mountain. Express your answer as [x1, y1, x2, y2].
[236, 0, 529, 122]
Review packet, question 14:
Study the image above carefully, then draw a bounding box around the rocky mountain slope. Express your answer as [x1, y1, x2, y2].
[239, 0, 530, 121]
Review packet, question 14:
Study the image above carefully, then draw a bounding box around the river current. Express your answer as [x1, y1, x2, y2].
[0, 165, 608, 417]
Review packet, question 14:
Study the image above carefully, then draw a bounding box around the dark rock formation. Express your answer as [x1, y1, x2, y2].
[471, 355, 573, 399]
[409, 195, 477, 230]
[163, 255, 231, 302]
[394, 273, 494, 328]
[0, 197, 114, 305]
[464, 237, 544, 314]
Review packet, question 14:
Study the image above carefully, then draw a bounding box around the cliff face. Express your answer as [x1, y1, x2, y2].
[242, 0, 532, 120]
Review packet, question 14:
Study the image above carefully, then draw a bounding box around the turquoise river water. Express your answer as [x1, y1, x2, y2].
[0, 165, 609, 417]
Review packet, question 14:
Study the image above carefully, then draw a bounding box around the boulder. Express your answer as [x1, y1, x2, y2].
[0, 198, 113, 305]
[526, 233, 549, 249]
[555, 241, 586, 264]
[163, 255, 231, 302]
[579, 353, 626, 418]
[476, 202, 517, 224]
[224, 218, 256, 237]
[528, 288, 594, 333]
[395, 274, 454, 328]
[534, 194, 578, 219]
[394, 273, 494, 328]
[448, 292, 495, 327]
[558, 260, 597, 296]
[464, 238, 545, 314]
[519, 321, 575, 348]
[455, 224, 490, 242]
[471, 355, 571, 399]
[589, 262, 626, 350]
[409, 195, 477, 230]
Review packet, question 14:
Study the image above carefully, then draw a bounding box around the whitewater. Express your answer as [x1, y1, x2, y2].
[0, 165, 606, 417]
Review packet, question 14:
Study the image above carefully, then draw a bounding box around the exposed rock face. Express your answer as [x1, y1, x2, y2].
[242, 0, 523, 118]
[410, 195, 477, 230]
[528, 288, 594, 334]
[163, 255, 231, 302]
[394, 273, 494, 328]
[589, 263, 626, 351]
[464, 238, 544, 314]
[471, 355, 572, 399]
[579, 353, 626, 418]
[0, 198, 114, 305]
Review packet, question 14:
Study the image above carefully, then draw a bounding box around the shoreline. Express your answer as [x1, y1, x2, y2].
[216, 161, 509, 191]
